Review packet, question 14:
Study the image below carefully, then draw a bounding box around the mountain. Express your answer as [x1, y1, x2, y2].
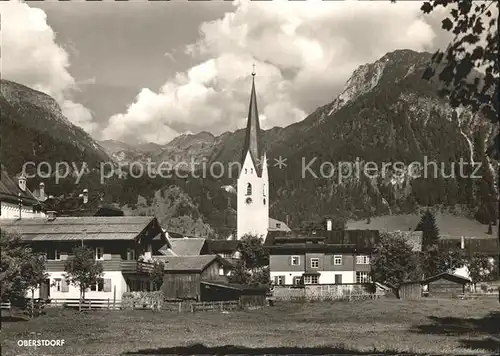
[0, 79, 112, 196]
[100, 50, 498, 233]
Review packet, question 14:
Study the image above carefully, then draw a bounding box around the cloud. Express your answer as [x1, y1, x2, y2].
[0, 1, 97, 134]
[102, 0, 450, 145]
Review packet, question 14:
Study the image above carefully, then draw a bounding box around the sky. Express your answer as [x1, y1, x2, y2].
[1, 0, 455, 145]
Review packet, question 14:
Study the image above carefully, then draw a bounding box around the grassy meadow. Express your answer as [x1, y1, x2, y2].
[1, 298, 499, 355]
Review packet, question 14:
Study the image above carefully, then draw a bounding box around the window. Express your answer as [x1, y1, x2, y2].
[290, 256, 300, 265]
[356, 272, 370, 283]
[220, 252, 232, 259]
[244, 168, 247, 174]
[95, 247, 104, 260]
[304, 275, 319, 284]
[263, 184, 266, 197]
[274, 276, 285, 285]
[126, 248, 136, 261]
[54, 278, 62, 292]
[293, 276, 302, 286]
[46, 249, 61, 260]
[356, 255, 370, 264]
[246, 183, 252, 196]
[219, 267, 225, 276]
[90, 279, 104, 292]
[250, 168, 253, 174]
[276, 223, 281, 228]
[310, 258, 319, 268]
[333, 255, 342, 265]
[334, 274, 342, 284]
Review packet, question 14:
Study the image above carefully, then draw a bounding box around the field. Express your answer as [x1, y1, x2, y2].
[1, 298, 499, 355]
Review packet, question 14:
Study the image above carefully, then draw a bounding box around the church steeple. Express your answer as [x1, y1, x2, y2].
[241, 67, 262, 175]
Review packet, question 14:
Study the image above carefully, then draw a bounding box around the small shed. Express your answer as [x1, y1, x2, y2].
[422, 272, 471, 298]
[200, 281, 268, 306]
[159, 255, 232, 301]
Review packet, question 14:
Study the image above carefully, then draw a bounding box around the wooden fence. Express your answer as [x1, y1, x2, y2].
[190, 300, 240, 312]
[48, 298, 123, 310]
[272, 284, 385, 301]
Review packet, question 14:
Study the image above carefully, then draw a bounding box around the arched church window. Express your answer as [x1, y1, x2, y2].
[263, 184, 266, 197]
[263, 198, 266, 205]
[244, 168, 247, 174]
[246, 183, 252, 196]
[250, 168, 253, 174]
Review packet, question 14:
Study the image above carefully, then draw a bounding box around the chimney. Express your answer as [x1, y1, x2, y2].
[460, 236, 465, 249]
[83, 189, 89, 204]
[39, 182, 45, 201]
[18, 174, 27, 192]
[47, 211, 57, 221]
[326, 218, 332, 231]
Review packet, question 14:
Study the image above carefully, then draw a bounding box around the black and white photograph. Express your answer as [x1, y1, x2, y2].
[0, 0, 499, 355]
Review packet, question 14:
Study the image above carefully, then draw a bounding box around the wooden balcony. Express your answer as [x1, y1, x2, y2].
[44, 258, 154, 274]
[120, 261, 155, 274]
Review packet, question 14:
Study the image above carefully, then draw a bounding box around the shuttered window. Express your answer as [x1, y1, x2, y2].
[103, 279, 112, 292]
[61, 279, 69, 293]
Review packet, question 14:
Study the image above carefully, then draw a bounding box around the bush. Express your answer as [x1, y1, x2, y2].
[122, 291, 164, 310]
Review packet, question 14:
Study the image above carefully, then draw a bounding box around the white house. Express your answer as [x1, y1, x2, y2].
[0, 216, 168, 301]
[0, 166, 46, 219]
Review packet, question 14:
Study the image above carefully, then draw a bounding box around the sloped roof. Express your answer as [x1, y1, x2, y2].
[206, 239, 240, 253]
[169, 238, 206, 256]
[269, 218, 291, 232]
[265, 230, 380, 252]
[0, 166, 40, 205]
[422, 272, 471, 285]
[157, 255, 227, 272]
[0, 216, 158, 241]
[439, 237, 499, 255]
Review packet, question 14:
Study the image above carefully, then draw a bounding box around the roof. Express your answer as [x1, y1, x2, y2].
[206, 239, 240, 253]
[169, 238, 207, 256]
[0, 166, 40, 206]
[347, 213, 499, 239]
[386, 231, 422, 252]
[268, 218, 291, 232]
[422, 272, 472, 285]
[157, 255, 229, 272]
[0, 216, 159, 241]
[240, 74, 263, 177]
[43, 194, 124, 217]
[438, 237, 499, 255]
[264, 230, 380, 252]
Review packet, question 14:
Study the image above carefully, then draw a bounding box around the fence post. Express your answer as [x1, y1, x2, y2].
[89, 299, 92, 310]
[113, 286, 116, 310]
[190, 303, 194, 313]
[178, 301, 182, 313]
[107, 298, 110, 310]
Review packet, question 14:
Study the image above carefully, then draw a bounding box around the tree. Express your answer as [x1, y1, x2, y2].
[228, 234, 270, 288]
[238, 234, 269, 272]
[415, 210, 440, 247]
[419, 0, 499, 158]
[64, 246, 104, 311]
[151, 260, 165, 291]
[370, 231, 422, 288]
[466, 253, 497, 291]
[0, 230, 32, 302]
[22, 253, 48, 318]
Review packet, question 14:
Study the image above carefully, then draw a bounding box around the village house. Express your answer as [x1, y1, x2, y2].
[265, 226, 381, 286]
[0, 215, 167, 301]
[0, 166, 45, 219]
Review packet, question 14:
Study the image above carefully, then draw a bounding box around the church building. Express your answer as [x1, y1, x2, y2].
[236, 70, 289, 241]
